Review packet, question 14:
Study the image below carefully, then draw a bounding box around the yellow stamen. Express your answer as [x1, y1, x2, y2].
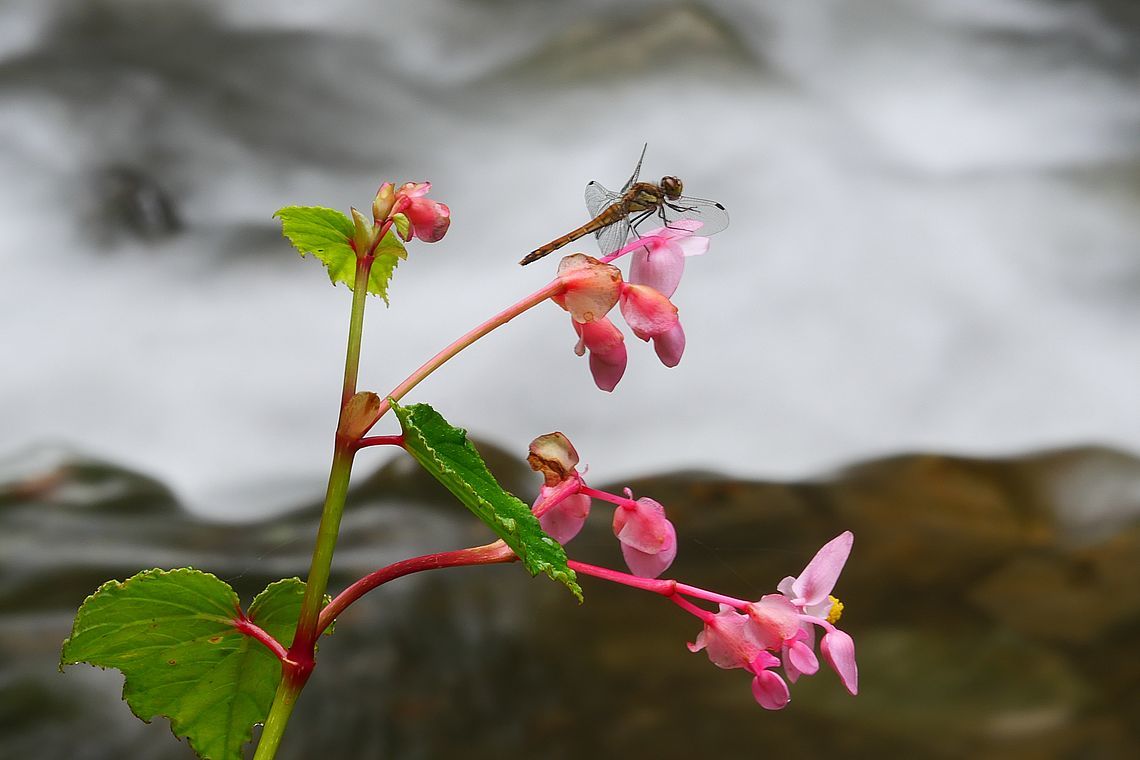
[826, 595, 844, 624]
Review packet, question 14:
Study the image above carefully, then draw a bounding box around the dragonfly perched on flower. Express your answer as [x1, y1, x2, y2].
[520, 146, 729, 265]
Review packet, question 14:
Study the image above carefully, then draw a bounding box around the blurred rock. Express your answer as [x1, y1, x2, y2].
[1, 443, 1138, 757]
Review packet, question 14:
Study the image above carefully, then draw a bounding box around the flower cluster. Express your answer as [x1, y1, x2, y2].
[527, 431, 856, 711]
[550, 221, 709, 391]
[527, 432, 677, 578]
[685, 532, 858, 709]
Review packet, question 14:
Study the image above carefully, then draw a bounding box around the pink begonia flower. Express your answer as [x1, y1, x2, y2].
[536, 491, 591, 544]
[612, 494, 677, 578]
[687, 605, 790, 710]
[525, 432, 593, 543]
[623, 220, 709, 299]
[392, 181, 450, 243]
[618, 282, 678, 338]
[609, 221, 708, 368]
[552, 254, 622, 324]
[773, 531, 858, 695]
[572, 317, 627, 392]
[688, 532, 857, 709]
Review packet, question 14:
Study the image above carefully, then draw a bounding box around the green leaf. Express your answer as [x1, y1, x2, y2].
[391, 401, 582, 600]
[274, 205, 407, 304]
[61, 570, 307, 760]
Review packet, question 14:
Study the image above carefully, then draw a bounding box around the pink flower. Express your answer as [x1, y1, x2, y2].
[572, 317, 627, 392]
[537, 492, 591, 544]
[612, 493, 677, 578]
[552, 254, 622, 324]
[526, 432, 593, 543]
[620, 220, 709, 299]
[687, 605, 790, 710]
[392, 181, 450, 243]
[687, 532, 858, 709]
[610, 222, 708, 368]
[774, 531, 858, 695]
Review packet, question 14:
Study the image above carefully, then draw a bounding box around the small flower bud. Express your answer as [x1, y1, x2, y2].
[372, 182, 396, 222]
[350, 207, 376, 256]
[527, 432, 580, 487]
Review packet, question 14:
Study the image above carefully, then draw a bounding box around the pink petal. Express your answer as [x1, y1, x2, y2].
[554, 254, 622, 323]
[784, 639, 819, 682]
[820, 629, 858, 695]
[403, 197, 451, 242]
[688, 605, 764, 670]
[652, 322, 686, 367]
[619, 283, 678, 337]
[629, 243, 685, 298]
[612, 497, 671, 554]
[620, 536, 676, 578]
[677, 234, 710, 258]
[572, 318, 627, 391]
[791, 531, 853, 607]
[751, 670, 791, 710]
[745, 595, 802, 650]
[537, 492, 591, 544]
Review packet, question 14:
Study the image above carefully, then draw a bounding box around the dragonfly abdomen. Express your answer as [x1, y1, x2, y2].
[519, 204, 629, 265]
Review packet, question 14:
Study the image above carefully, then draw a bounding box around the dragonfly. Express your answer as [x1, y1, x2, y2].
[519, 146, 729, 265]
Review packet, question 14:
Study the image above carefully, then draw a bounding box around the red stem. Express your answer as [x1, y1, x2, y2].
[356, 434, 405, 449]
[568, 560, 751, 610]
[233, 615, 291, 662]
[317, 541, 516, 635]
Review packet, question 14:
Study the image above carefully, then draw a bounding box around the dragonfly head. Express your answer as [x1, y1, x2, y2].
[661, 176, 683, 200]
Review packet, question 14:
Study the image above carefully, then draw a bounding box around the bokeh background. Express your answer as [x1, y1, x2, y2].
[1, 0, 1139, 758]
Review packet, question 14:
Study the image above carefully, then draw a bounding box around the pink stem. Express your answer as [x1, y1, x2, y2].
[317, 541, 516, 635]
[233, 616, 291, 663]
[530, 477, 584, 519]
[568, 560, 751, 610]
[578, 485, 634, 510]
[365, 279, 565, 429]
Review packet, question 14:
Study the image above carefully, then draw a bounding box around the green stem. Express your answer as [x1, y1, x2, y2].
[252, 678, 303, 760]
[253, 255, 373, 759]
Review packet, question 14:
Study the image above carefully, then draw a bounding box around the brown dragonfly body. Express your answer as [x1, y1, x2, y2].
[520, 178, 683, 265]
[520, 147, 728, 266]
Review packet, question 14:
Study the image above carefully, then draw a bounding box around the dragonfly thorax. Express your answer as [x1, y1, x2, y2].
[661, 176, 683, 200]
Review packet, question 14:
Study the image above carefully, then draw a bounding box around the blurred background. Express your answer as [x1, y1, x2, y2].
[1, 0, 1138, 757]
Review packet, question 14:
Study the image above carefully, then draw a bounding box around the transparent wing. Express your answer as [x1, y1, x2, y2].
[653, 197, 730, 237]
[584, 181, 620, 218]
[584, 180, 632, 255]
[621, 143, 648, 193]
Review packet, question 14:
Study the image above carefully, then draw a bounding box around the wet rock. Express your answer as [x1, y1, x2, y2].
[2, 444, 1138, 758]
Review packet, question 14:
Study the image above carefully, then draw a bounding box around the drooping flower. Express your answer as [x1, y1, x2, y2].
[687, 605, 790, 710]
[390, 181, 451, 243]
[619, 220, 709, 299]
[526, 432, 593, 543]
[773, 531, 858, 695]
[572, 316, 627, 392]
[687, 532, 858, 708]
[552, 254, 623, 324]
[612, 492, 677, 578]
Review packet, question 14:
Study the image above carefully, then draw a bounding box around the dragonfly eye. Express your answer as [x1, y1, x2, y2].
[661, 176, 683, 200]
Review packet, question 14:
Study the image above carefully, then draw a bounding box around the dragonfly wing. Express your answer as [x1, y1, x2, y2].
[620, 143, 648, 193]
[595, 218, 632, 256]
[584, 181, 631, 255]
[584, 181, 620, 218]
[657, 197, 730, 237]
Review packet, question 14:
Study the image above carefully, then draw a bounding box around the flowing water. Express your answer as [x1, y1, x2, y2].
[1, 3, 1139, 756]
[0, 0, 1137, 518]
